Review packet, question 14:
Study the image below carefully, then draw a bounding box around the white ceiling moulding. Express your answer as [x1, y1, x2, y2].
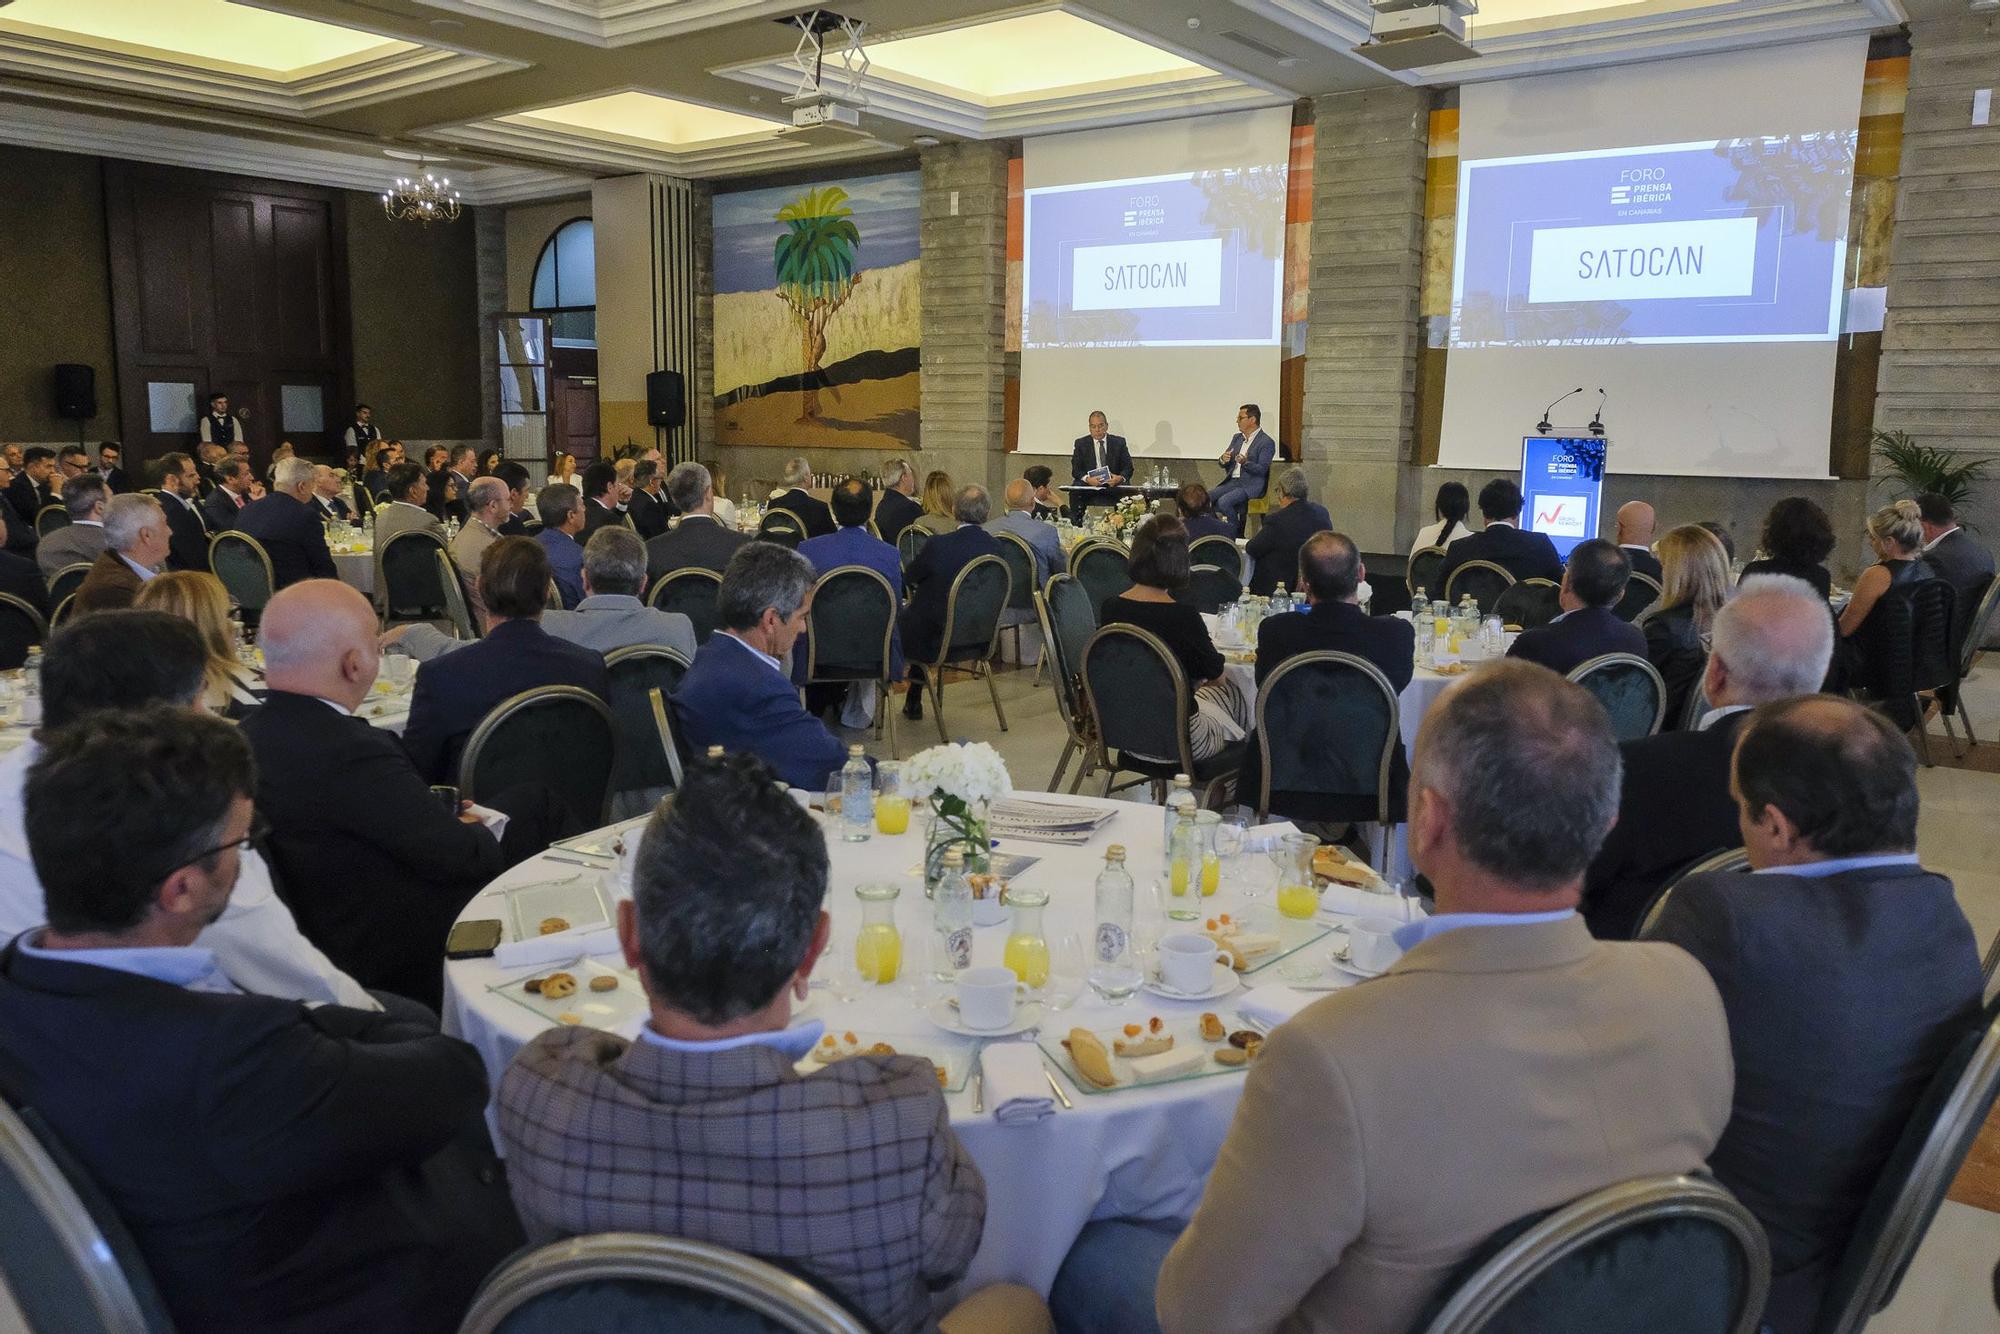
[0, 29, 524, 116]
[422, 112, 903, 178]
[410, 0, 803, 48]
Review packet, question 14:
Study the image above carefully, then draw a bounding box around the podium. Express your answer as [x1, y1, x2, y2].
[1519, 434, 1608, 561]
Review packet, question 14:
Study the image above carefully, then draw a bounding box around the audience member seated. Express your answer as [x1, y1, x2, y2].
[900, 485, 1005, 723]
[677, 543, 847, 790]
[233, 457, 338, 590]
[1244, 467, 1331, 597]
[199, 458, 256, 533]
[73, 493, 172, 615]
[0, 458, 31, 559]
[706, 459, 740, 528]
[1651, 696, 1982, 1332]
[134, 572, 263, 716]
[0, 706, 522, 1333]
[992, 477, 1064, 588]
[913, 468, 960, 537]
[1436, 478, 1564, 588]
[498, 755, 1047, 1334]
[1741, 496, 1836, 598]
[1643, 524, 1733, 723]
[1176, 481, 1235, 543]
[428, 446, 475, 527]
[493, 461, 539, 536]
[5, 445, 53, 531]
[646, 461, 750, 580]
[1240, 532, 1413, 824]
[153, 451, 212, 573]
[0, 507, 47, 617]
[1614, 500, 1662, 581]
[1504, 539, 1646, 675]
[244, 580, 556, 1009]
[373, 462, 446, 548]
[1699, 520, 1736, 563]
[770, 456, 835, 538]
[1024, 464, 1062, 521]
[309, 465, 350, 522]
[797, 479, 906, 719]
[1062, 662, 1731, 1334]
[1835, 500, 1936, 693]
[36, 475, 110, 578]
[0, 611, 370, 1008]
[1918, 491, 1996, 647]
[1098, 516, 1252, 759]
[1408, 479, 1471, 559]
[533, 483, 588, 608]
[449, 475, 508, 627]
[1584, 575, 1834, 938]
[580, 461, 627, 536]
[628, 459, 670, 540]
[874, 458, 924, 545]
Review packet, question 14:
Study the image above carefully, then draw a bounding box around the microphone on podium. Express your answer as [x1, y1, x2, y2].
[1588, 389, 1608, 437]
[1536, 387, 1584, 435]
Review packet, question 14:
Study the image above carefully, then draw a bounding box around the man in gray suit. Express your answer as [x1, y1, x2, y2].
[36, 475, 111, 580]
[989, 478, 1062, 590]
[373, 463, 447, 548]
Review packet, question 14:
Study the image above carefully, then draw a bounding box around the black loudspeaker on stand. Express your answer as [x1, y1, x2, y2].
[53, 364, 96, 446]
[645, 369, 686, 461]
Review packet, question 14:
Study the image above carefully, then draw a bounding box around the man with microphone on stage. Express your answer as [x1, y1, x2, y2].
[1212, 403, 1276, 536]
[1069, 410, 1132, 523]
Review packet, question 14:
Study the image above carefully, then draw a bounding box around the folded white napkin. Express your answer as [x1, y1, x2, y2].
[466, 801, 509, 841]
[1239, 984, 1315, 1032]
[1318, 883, 1421, 921]
[1239, 821, 1302, 854]
[982, 1043, 1056, 1125]
[494, 925, 621, 970]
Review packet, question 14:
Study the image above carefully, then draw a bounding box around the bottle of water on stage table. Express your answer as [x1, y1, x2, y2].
[840, 745, 873, 842]
[1089, 845, 1142, 1004]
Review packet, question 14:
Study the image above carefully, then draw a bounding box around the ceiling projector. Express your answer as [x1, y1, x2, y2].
[1356, 0, 1480, 71]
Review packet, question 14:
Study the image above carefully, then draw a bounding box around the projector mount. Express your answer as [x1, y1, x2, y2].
[776, 9, 870, 130]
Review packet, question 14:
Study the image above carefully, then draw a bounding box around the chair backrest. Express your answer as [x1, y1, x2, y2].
[1615, 572, 1663, 623]
[757, 508, 806, 549]
[46, 593, 79, 633]
[459, 685, 617, 838]
[1188, 535, 1242, 580]
[1906, 576, 1957, 696]
[1255, 650, 1401, 826]
[1419, 1174, 1770, 1334]
[1493, 578, 1561, 630]
[896, 525, 929, 572]
[649, 567, 724, 644]
[1568, 653, 1668, 742]
[45, 563, 93, 609]
[1636, 847, 1751, 940]
[0, 591, 45, 670]
[1678, 654, 1713, 731]
[459, 1232, 873, 1334]
[34, 505, 69, 538]
[378, 529, 451, 620]
[208, 531, 275, 614]
[1044, 573, 1099, 687]
[1443, 559, 1515, 614]
[1184, 564, 1243, 615]
[805, 566, 897, 679]
[1958, 574, 2000, 679]
[0, 1097, 175, 1333]
[933, 554, 1011, 664]
[1082, 623, 1192, 772]
[437, 548, 479, 640]
[1408, 546, 1447, 603]
[604, 646, 692, 797]
[1033, 583, 1087, 745]
[1812, 998, 2000, 1334]
[992, 530, 1038, 612]
[1071, 540, 1133, 613]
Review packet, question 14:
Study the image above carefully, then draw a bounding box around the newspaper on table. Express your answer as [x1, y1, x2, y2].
[988, 798, 1118, 846]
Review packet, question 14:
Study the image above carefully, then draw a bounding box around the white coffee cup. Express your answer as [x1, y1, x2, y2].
[1158, 932, 1231, 994]
[1346, 916, 1405, 975]
[955, 966, 1021, 1030]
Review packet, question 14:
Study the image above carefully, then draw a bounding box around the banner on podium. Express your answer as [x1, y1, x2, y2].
[1520, 436, 1606, 561]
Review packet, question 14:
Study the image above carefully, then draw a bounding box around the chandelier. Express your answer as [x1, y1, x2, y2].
[381, 162, 462, 224]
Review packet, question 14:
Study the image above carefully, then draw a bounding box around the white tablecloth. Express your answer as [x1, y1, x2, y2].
[332, 548, 374, 597]
[442, 791, 1371, 1295]
[0, 670, 410, 752]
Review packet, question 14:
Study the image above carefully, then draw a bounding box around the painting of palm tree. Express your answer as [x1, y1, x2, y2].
[774, 185, 861, 421]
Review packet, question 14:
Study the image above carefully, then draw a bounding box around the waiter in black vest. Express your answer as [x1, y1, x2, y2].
[196, 392, 242, 452]
[342, 403, 381, 457]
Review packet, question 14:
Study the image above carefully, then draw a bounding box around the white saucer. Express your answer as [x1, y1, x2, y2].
[928, 997, 1043, 1038]
[1140, 962, 1242, 1002]
[1327, 951, 1392, 981]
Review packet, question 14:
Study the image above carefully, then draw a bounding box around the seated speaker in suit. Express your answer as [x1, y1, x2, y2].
[199, 457, 256, 535]
[1244, 467, 1331, 597]
[1069, 410, 1133, 523]
[1238, 532, 1414, 826]
[0, 706, 523, 1334]
[673, 542, 848, 792]
[147, 451, 212, 573]
[532, 483, 589, 609]
[1210, 403, 1278, 535]
[580, 461, 630, 537]
[874, 459, 925, 546]
[499, 754, 1046, 1334]
[769, 456, 836, 539]
[1069, 663, 1731, 1334]
[401, 537, 610, 788]
[1613, 500, 1662, 582]
[233, 458, 339, 591]
[1585, 575, 1834, 939]
[1650, 696, 1983, 1333]
[898, 484, 1005, 723]
[246, 580, 557, 1008]
[1435, 478, 1564, 590]
[646, 461, 750, 580]
[34, 474, 110, 579]
[1505, 539, 1648, 676]
[1642, 524, 1734, 725]
[72, 494, 173, 615]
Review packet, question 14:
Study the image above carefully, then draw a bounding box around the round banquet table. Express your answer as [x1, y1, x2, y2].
[331, 546, 374, 597]
[442, 790, 1370, 1296]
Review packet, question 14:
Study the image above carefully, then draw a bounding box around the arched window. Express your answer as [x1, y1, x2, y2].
[530, 217, 596, 347]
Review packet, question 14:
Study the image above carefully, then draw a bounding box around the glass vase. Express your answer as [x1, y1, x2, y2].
[923, 797, 991, 897]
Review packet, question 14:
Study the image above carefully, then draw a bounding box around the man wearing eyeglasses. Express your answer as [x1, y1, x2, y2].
[0, 704, 525, 1334]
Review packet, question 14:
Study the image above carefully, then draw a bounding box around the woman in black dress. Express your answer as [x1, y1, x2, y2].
[1741, 496, 1836, 598]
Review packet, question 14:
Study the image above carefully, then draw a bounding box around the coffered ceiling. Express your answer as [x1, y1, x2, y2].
[0, 0, 1905, 204]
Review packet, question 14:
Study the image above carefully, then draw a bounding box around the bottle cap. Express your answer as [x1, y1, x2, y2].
[1174, 773, 1191, 785]
[942, 847, 964, 867]
[705, 745, 724, 759]
[848, 743, 864, 757]
[1105, 844, 1127, 862]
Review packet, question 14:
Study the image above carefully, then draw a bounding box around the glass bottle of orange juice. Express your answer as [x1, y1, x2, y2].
[853, 882, 902, 984]
[1001, 886, 1050, 991]
[1165, 813, 1201, 920]
[1276, 831, 1321, 920]
[1195, 810, 1222, 897]
[874, 761, 911, 835]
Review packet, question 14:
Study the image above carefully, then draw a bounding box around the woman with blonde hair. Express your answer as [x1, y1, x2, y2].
[549, 452, 578, 486]
[1643, 524, 1733, 726]
[1833, 499, 1937, 692]
[913, 470, 957, 537]
[133, 571, 261, 716]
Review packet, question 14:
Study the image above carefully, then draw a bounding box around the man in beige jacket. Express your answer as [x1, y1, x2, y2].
[1148, 660, 1735, 1334]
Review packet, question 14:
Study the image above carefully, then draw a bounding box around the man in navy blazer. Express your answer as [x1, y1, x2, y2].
[1650, 696, 1982, 1333]
[151, 451, 212, 573]
[401, 536, 608, 792]
[1244, 468, 1331, 596]
[1211, 403, 1278, 536]
[797, 480, 906, 695]
[1436, 478, 1564, 589]
[899, 484, 1004, 722]
[1505, 540, 1646, 676]
[673, 541, 847, 791]
[1069, 411, 1133, 522]
[874, 459, 924, 546]
[534, 483, 588, 608]
[646, 462, 751, 581]
[233, 458, 338, 590]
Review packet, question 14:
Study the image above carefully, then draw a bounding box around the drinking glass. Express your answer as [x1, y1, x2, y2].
[1044, 933, 1087, 1012]
[1276, 831, 1322, 920]
[874, 762, 911, 835]
[853, 883, 903, 986]
[822, 774, 843, 818]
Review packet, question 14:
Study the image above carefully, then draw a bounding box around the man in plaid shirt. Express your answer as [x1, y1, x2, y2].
[498, 753, 1049, 1333]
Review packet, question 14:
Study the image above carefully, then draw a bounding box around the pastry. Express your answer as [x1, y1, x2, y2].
[1199, 1012, 1226, 1043]
[538, 916, 570, 935]
[1313, 846, 1379, 888]
[557, 1012, 581, 1025]
[1062, 1028, 1118, 1088]
[935, 1065, 949, 1089]
[1227, 1030, 1261, 1049]
[588, 975, 619, 992]
[1434, 661, 1470, 676]
[1113, 1016, 1173, 1058]
[540, 972, 577, 1000]
[1127, 1046, 1205, 1080]
[523, 976, 544, 994]
[1214, 1046, 1249, 1067]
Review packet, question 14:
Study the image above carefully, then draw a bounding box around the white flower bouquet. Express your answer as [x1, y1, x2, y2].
[905, 742, 1012, 893]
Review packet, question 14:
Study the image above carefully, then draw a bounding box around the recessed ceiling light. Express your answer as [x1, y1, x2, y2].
[911, 135, 940, 147]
